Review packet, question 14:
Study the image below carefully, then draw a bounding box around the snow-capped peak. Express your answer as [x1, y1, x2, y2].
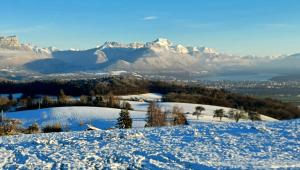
[20, 44, 56, 54]
[98, 41, 143, 50]
[152, 38, 172, 47]
[187, 47, 200, 52]
[145, 38, 173, 52]
[128, 42, 144, 49]
[199, 47, 218, 54]
[174, 44, 189, 54]
[45, 46, 59, 52]
[99, 41, 123, 50]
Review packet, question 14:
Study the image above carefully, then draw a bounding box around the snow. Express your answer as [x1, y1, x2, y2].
[5, 101, 277, 132]
[109, 70, 127, 76]
[129, 101, 277, 122]
[0, 119, 299, 169]
[174, 44, 189, 54]
[6, 107, 147, 131]
[152, 38, 172, 47]
[119, 93, 163, 102]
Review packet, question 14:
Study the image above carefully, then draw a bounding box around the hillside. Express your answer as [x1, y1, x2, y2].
[5, 101, 277, 131]
[1, 77, 299, 120]
[0, 119, 299, 169]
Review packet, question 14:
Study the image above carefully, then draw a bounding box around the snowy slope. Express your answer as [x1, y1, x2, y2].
[6, 107, 147, 131]
[119, 93, 163, 101]
[6, 101, 277, 131]
[0, 119, 299, 169]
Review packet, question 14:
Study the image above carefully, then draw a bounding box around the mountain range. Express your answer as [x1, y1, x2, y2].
[0, 35, 299, 80]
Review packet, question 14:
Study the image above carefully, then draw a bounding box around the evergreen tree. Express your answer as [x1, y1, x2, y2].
[116, 109, 132, 129]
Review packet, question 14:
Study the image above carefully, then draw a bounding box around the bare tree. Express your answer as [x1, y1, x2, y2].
[228, 109, 243, 123]
[234, 110, 242, 123]
[145, 102, 166, 127]
[58, 89, 70, 105]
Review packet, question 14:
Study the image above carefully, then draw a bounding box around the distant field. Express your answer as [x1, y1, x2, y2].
[254, 95, 300, 106]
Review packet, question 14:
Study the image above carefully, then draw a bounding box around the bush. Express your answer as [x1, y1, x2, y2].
[0, 119, 22, 136]
[172, 106, 188, 126]
[42, 123, 62, 133]
[27, 123, 40, 134]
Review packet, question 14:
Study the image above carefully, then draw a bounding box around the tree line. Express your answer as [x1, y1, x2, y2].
[0, 76, 299, 120]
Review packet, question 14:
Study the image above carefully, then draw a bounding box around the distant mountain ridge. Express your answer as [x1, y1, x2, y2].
[0, 35, 299, 79]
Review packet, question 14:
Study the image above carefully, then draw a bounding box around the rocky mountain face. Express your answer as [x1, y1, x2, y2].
[0, 36, 52, 69]
[0, 36, 20, 49]
[0, 35, 298, 79]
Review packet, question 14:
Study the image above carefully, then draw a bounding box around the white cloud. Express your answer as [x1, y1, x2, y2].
[143, 16, 158, 21]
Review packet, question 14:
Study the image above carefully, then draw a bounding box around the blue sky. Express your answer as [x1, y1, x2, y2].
[1, 0, 299, 56]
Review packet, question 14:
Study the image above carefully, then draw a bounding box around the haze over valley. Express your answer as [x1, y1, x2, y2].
[0, 35, 299, 81]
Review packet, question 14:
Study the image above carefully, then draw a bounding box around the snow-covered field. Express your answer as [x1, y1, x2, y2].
[119, 93, 163, 101]
[0, 119, 299, 169]
[6, 107, 147, 131]
[5, 101, 276, 131]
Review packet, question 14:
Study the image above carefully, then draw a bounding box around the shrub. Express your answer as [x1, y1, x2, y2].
[42, 123, 62, 133]
[27, 123, 40, 134]
[172, 106, 189, 126]
[0, 119, 22, 136]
